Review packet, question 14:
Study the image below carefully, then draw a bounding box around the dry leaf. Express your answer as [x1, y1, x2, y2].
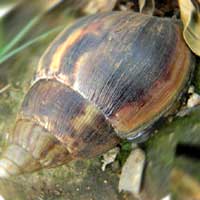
[178, 0, 200, 56]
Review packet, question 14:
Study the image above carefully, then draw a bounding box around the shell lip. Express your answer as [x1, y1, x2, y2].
[126, 129, 153, 143]
[117, 51, 196, 142]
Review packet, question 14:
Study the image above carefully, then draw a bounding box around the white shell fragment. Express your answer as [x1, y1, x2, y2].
[161, 194, 171, 200]
[118, 148, 146, 195]
[187, 93, 200, 108]
[101, 147, 119, 171]
[177, 88, 200, 117]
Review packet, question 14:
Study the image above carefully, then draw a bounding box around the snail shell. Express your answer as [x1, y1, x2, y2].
[0, 11, 194, 177]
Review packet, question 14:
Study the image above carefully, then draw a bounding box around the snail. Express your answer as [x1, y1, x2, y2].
[0, 11, 195, 178]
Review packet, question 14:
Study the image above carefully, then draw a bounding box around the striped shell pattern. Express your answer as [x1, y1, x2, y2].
[0, 12, 193, 177]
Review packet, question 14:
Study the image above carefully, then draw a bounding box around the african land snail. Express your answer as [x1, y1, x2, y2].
[0, 11, 195, 177]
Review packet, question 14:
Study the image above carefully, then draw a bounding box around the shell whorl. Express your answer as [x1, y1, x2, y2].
[36, 11, 193, 138]
[0, 121, 72, 177]
[19, 79, 119, 158]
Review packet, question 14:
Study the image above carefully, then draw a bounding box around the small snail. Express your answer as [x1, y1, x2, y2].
[0, 11, 195, 177]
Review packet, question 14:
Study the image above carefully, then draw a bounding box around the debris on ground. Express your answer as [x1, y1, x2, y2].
[101, 147, 120, 171]
[187, 93, 200, 108]
[118, 148, 145, 196]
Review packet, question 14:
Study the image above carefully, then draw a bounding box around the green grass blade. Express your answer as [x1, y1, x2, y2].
[0, 18, 4, 49]
[0, 25, 63, 64]
[0, 14, 42, 56]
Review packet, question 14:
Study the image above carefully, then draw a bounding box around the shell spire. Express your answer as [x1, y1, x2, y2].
[0, 79, 119, 178]
[0, 120, 73, 178]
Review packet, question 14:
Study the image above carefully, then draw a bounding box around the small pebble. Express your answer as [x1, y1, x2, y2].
[187, 93, 200, 108]
[118, 148, 145, 195]
[177, 91, 200, 117]
[103, 180, 108, 184]
[161, 194, 171, 200]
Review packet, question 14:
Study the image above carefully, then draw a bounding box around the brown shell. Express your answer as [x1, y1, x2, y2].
[36, 11, 193, 138]
[0, 11, 194, 177]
